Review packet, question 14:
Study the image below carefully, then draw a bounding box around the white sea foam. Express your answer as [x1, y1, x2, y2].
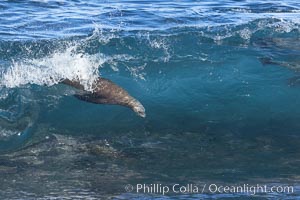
[0, 129, 18, 140]
[127, 63, 147, 81]
[1, 45, 105, 91]
[87, 23, 119, 45]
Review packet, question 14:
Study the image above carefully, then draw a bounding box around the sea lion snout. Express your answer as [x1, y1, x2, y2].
[131, 100, 146, 118]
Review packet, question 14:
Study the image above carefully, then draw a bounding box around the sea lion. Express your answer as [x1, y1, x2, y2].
[61, 78, 146, 118]
[259, 57, 300, 70]
[257, 37, 300, 70]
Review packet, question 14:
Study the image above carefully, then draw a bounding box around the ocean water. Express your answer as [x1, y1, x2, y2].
[0, 0, 300, 199]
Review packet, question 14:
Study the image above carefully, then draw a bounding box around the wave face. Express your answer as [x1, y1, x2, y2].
[0, 0, 300, 199]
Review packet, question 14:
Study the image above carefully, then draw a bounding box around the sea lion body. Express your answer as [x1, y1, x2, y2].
[61, 78, 146, 117]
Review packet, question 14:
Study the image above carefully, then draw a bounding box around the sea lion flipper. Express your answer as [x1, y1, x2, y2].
[259, 57, 278, 65]
[74, 93, 91, 102]
[61, 79, 85, 90]
[74, 92, 111, 104]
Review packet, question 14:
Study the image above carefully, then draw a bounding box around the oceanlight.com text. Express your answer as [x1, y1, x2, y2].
[124, 183, 294, 196]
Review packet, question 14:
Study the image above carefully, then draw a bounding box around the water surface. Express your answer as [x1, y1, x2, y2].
[0, 0, 300, 199]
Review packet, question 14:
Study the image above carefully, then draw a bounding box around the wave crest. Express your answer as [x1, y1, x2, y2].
[1, 44, 104, 91]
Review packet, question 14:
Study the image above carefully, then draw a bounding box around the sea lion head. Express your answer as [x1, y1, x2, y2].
[131, 100, 146, 118]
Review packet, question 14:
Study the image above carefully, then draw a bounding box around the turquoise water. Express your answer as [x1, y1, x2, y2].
[0, 0, 300, 199]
